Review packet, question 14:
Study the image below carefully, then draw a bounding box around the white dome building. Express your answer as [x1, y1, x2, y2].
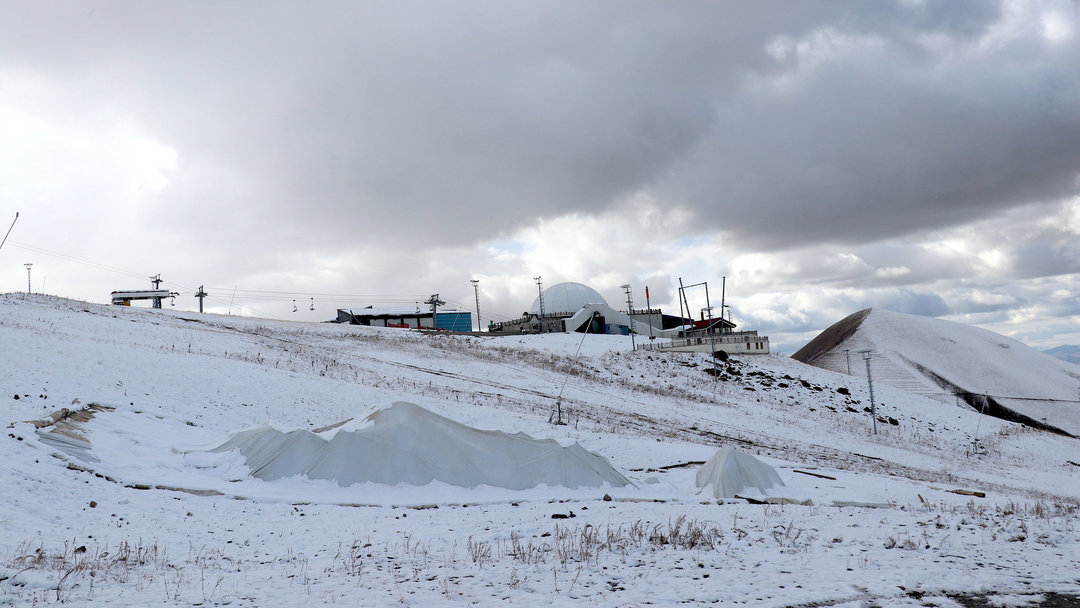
[529, 282, 607, 315]
[493, 281, 641, 335]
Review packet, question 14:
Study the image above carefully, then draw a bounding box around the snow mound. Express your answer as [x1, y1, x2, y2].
[695, 448, 785, 499]
[212, 402, 630, 490]
[793, 308, 1080, 436]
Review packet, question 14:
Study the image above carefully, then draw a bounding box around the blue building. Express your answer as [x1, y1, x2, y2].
[336, 306, 474, 332]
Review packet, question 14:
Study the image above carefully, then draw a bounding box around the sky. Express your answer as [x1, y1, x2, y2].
[2, 0, 1079, 353]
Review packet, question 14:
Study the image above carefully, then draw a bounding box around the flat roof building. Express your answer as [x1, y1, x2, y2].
[336, 306, 473, 332]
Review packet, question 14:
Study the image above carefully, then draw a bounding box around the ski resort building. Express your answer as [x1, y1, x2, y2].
[491, 282, 664, 335]
[491, 281, 770, 354]
[336, 307, 472, 332]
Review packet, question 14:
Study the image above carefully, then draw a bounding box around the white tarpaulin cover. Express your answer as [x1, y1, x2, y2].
[695, 448, 785, 499]
[212, 401, 630, 490]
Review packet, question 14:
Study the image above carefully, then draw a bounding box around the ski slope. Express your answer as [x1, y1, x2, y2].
[794, 308, 1080, 436]
[1, 293, 1078, 606]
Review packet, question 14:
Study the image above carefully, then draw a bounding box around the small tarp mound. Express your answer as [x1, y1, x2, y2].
[212, 402, 629, 490]
[695, 448, 785, 499]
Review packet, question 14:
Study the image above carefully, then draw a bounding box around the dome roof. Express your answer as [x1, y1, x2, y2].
[529, 282, 607, 315]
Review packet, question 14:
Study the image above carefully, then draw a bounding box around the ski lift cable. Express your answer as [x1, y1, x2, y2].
[6, 240, 157, 282]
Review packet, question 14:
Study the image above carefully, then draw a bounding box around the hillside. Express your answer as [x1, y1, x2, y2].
[1, 294, 1078, 606]
[794, 308, 1080, 437]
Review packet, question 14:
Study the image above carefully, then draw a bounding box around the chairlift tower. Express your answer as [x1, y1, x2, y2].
[149, 274, 164, 309]
[24, 263, 33, 294]
[195, 286, 208, 313]
[425, 293, 446, 330]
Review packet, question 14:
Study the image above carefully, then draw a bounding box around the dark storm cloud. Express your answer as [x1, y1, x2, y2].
[1008, 234, 1080, 279]
[8, 1, 1070, 256]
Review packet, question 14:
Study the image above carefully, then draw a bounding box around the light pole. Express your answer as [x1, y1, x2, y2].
[645, 286, 655, 340]
[703, 306, 717, 379]
[860, 350, 878, 434]
[533, 276, 545, 332]
[470, 279, 481, 332]
[24, 263, 33, 294]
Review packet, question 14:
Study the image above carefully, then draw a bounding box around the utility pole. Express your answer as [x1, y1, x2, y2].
[645, 286, 655, 340]
[533, 276, 545, 332]
[425, 293, 445, 330]
[677, 278, 685, 333]
[150, 274, 163, 309]
[860, 350, 878, 434]
[24, 262, 32, 294]
[704, 306, 718, 380]
[470, 279, 481, 332]
[621, 284, 636, 349]
[195, 286, 207, 313]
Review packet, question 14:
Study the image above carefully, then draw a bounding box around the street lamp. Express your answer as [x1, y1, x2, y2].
[860, 350, 878, 434]
[470, 279, 481, 332]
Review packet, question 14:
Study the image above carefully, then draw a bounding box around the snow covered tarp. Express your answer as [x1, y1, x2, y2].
[211, 401, 630, 490]
[695, 448, 785, 499]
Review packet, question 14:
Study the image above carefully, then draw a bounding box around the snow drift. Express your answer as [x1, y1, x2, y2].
[695, 448, 785, 499]
[211, 401, 630, 490]
[793, 308, 1080, 436]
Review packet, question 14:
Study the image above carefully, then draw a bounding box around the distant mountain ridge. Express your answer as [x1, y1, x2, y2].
[793, 308, 1080, 437]
[1042, 345, 1080, 366]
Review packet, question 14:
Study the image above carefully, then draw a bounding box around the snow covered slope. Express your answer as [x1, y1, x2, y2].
[2, 294, 1078, 606]
[794, 308, 1080, 437]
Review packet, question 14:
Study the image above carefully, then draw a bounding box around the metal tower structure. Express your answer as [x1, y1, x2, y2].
[470, 279, 481, 332]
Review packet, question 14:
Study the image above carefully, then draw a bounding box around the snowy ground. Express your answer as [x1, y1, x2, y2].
[1, 293, 1078, 606]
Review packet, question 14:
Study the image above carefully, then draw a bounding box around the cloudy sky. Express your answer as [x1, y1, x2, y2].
[2, 0, 1079, 352]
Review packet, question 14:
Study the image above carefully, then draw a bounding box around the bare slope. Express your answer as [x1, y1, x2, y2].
[796, 308, 1080, 436]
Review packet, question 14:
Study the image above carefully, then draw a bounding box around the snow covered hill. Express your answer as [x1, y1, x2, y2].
[793, 308, 1080, 437]
[1, 294, 1078, 606]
